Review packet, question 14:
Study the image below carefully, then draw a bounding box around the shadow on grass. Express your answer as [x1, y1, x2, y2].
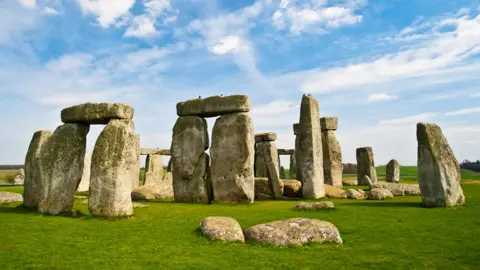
[343, 201, 423, 208]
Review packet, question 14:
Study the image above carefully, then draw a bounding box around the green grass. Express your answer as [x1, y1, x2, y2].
[1, 183, 480, 269]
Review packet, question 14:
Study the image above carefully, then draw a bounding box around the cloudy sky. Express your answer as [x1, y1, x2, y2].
[1, 0, 479, 166]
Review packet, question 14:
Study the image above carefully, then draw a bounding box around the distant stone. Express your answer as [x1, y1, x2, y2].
[279, 166, 286, 179]
[346, 189, 365, 200]
[320, 117, 338, 131]
[325, 184, 347, 199]
[0, 192, 23, 204]
[254, 132, 277, 142]
[342, 179, 358, 186]
[61, 103, 134, 124]
[144, 154, 164, 187]
[282, 180, 302, 198]
[200, 217, 245, 243]
[293, 201, 335, 210]
[321, 117, 343, 188]
[417, 123, 465, 207]
[76, 151, 91, 192]
[177, 95, 251, 118]
[131, 188, 155, 201]
[277, 149, 295, 155]
[12, 169, 25, 185]
[356, 147, 378, 185]
[368, 188, 394, 200]
[371, 182, 421, 196]
[386, 159, 400, 183]
[244, 218, 343, 246]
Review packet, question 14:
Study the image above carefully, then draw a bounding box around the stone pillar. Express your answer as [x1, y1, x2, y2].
[144, 154, 164, 187]
[254, 133, 282, 199]
[320, 117, 343, 188]
[38, 123, 89, 215]
[23, 130, 52, 208]
[171, 116, 212, 204]
[356, 147, 377, 185]
[89, 119, 136, 217]
[297, 95, 324, 199]
[76, 151, 91, 192]
[132, 134, 140, 189]
[211, 113, 255, 203]
[386, 159, 400, 183]
[417, 123, 465, 207]
[293, 123, 302, 182]
[290, 153, 297, 180]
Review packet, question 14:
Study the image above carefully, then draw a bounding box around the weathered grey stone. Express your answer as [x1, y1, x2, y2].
[132, 134, 140, 189]
[279, 166, 286, 179]
[294, 124, 302, 183]
[417, 123, 465, 207]
[386, 159, 400, 183]
[364, 175, 373, 188]
[321, 126, 343, 188]
[0, 192, 23, 204]
[371, 182, 421, 196]
[293, 123, 300, 135]
[89, 119, 136, 217]
[297, 95, 324, 199]
[255, 132, 277, 142]
[61, 103, 134, 124]
[76, 151, 91, 192]
[171, 116, 211, 204]
[12, 169, 25, 185]
[255, 192, 273, 201]
[38, 124, 89, 215]
[346, 189, 365, 200]
[293, 201, 335, 210]
[24, 130, 52, 208]
[356, 147, 378, 185]
[244, 218, 343, 246]
[254, 177, 284, 197]
[368, 188, 394, 200]
[254, 141, 282, 198]
[140, 148, 171, 156]
[320, 117, 338, 131]
[211, 113, 255, 203]
[177, 95, 251, 117]
[282, 180, 302, 198]
[144, 154, 163, 187]
[278, 149, 295, 155]
[200, 217, 245, 243]
[290, 154, 297, 180]
[325, 184, 347, 199]
[343, 179, 358, 186]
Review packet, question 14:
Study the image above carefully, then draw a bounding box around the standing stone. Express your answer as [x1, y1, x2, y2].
[255, 142, 279, 178]
[211, 113, 255, 203]
[417, 123, 465, 207]
[144, 154, 164, 187]
[356, 147, 377, 185]
[132, 134, 140, 189]
[293, 123, 302, 182]
[76, 151, 91, 192]
[89, 119, 136, 217]
[386, 159, 400, 183]
[290, 153, 297, 180]
[38, 124, 89, 215]
[24, 131, 52, 208]
[297, 95, 324, 199]
[320, 117, 343, 188]
[171, 116, 211, 204]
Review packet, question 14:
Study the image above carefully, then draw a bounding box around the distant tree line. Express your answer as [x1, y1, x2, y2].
[460, 160, 480, 172]
[0, 165, 24, 170]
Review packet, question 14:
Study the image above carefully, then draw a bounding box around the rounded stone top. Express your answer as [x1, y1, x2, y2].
[61, 103, 134, 125]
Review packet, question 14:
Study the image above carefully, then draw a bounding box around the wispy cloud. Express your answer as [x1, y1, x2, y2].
[445, 107, 480, 116]
[368, 93, 398, 102]
[378, 113, 436, 125]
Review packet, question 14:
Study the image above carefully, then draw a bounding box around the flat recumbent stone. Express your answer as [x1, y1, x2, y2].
[61, 102, 134, 124]
[176, 95, 251, 117]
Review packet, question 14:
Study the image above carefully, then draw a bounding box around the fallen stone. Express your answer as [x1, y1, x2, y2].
[255, 193, 273, 201]
[177, 95, 251, 117]
[342, 179, 358, 186]
[386, 159, 400, 183]
[0, 192, 23, 204]
[293, 201, 335, 210]
[131, 189, 155, 201]
[325, 184, 347, 199]
[244, 218, 343, 246]
[132, 134, 141, 189]
[200, 217, 245, 243]
[371, 182, 421, 196]
[76, 151, 91, 192]
[254, 132, 277, 142]
[356, 147, 378, 185]
[282, 180, 302, 198]
[346, 189, 365, 199]
[368, 188, 394, 200]
[12, 168, 25, 185]
[357, 189, 367, 196]
[61, 102, 134, 124]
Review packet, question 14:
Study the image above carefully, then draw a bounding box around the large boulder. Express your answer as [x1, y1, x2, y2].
[177, 95, 251, 117]
[244, 218, 343, 246]
[12, 169, 25, 185]
[171, 116, 212, 204]
[200, 217, 245, 243]
[293, 201, 335, 210]
[368, 188, 394, 200]
[386, 159, 400, 183]
[89, 119, 136, 217]
[254, 178, 284, 196]
[417, 123, 465, 207]
[282, 180, 302, 197]
[211, 113, 255, 203]
[23, 130, 52, 208]
[38, 123, 89, 215]
[321, 117, 343, 188]
[371, 182, 421, 196]
[0, 192, 23, 204]
[61, 103, 134, 124]
[297, 95, 325, 199]
[76, 151, 91, 192]
[346, 189, 366, 200]
[356, 147, 377, 185]
[325, 184, 347, 199]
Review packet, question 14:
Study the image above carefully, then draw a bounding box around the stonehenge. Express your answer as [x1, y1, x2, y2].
[254, 133, 282, 198]
[277, 149, 296, 180]
[386, 159, 400, 183]
[320, 117, 343, 188]
[356, 147, 377, 185]
[76, 151, 91, 192]
[140, 148, 173, 198]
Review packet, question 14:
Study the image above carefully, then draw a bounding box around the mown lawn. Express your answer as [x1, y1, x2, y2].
[1, 178, 480, 269]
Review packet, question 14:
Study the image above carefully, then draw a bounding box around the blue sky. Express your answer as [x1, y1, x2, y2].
[1, 0, 479, 166]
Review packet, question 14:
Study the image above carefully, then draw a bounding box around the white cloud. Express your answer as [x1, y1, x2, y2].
[43, 7, 60, 15]
[211, 36, 249, 55]
[471, 92, 480, 97]
[124, 15, 158, 37]
[124, 0, 176, 38]
[368, 93, 398, 102]
[445, 107, 480, 116]
[76, 0, 135, 28]
[378, 113, 436, 125]
[18, 0, 36, 9]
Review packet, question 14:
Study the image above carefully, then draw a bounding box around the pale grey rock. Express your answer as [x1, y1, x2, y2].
[76, 151, 91, 192]
[386, 159, 400, 183]
[368, 188, 394, 200]
[200, 217, 245, 243]
[325, 184, 347, 199]
[254, 141, 282, 198]
[144, 154, 163, 187]
[321, 119, 343, 188]
[293, 201, 335, 210]
[132, 202, 149, 208]
[343, 179, 358, 186]
[140, 148, 171, 155]
[346, 189, 365, 200]
[371, 182, 421, 196]
[320, 117, 338, 131]
[0, 192, 23, 204]
[364, 175, 373, 188]
[254, 177, 284, 197]
[61, 103, 134, 124]
[177, 95, 251, 117]
[356, 147, 378, 185]
[12, 168, 25, 185]
[132, 134, 141, 189]
[255, 132, 277, 142]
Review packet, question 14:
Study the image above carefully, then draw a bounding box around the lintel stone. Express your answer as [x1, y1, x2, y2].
[320, 117, 338, 131]
[255, 132, 277, 142]
[61, 103, 134, 124]
[176, 95, 251, 117]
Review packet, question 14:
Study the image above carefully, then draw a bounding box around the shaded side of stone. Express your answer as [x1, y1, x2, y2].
[356, 147, 378, 185]
[76, 151, 91, 192]
[322, 129, 343, 188]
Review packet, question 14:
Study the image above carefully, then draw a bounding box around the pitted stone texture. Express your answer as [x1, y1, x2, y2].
[356, 147, 378, 185]
[132, 185, 174, 201]
[12, 169, 25, 185]
[282, 180, 302, 198]
[297, 95, 324, 199]
[0, 192, 23, 204]
[76, 151, 91, 192]
[61, 103, 134, 124]
[322, 129, 343, 188]
[244, 218, 343, 246]
[254, 141, 282, 198]
[38, 123, 89, 215]
[211, 113, 255, 203]
[177, 95, 251, 118]
[325, 184, 347, 199]
[371, 182, 421, 196]
[293, 123, 300, 135]
[171, 116, 211, 204]
[293, 201, 335, 210]
[346, 189, 365, 200]
[255, 132, 277, 142]
[89, 119, 136, 217]
[368, 188, 394, 200]
[417, 123, 465, 207]
[24, 130, 52, 208]
[144, 154, 163, 187]
[278, 149, 295, 155]
[254, 178, 284, 197]
[200, 217, 245, 243]
[386, 159, 400, 183]
[320, 117, 338, 131]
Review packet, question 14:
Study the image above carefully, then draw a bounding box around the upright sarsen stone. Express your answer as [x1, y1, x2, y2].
[386, 159, 400, 183]
[417, 123, 465, 207]
[76, 151, 91, 192]
[89, 119, 137, 217]
[23, 130, 52, 208]
[211, 113, 255, 203]
[144, 154, 164, 187]
[297, 95, 324, 199]
[320, 117, 343, 188]
[356, 147, 377, 185]
[293, 123, 302, 182]
[38, 124, 89, 214]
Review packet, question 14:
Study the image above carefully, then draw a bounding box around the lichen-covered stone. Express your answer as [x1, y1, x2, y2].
[144, 154, 163, 187]
[297, 95, 324, 199]
[282, 180, 302, 198]
[364, 175, 373, 188]
[132, 185, 174, 201]
[356, 147, 377, 185]
[177, 95, 251, 117]
[368, 188, 394, 200]
[200, 217, 245, 243]
[211, 113, 255, 203]
[254, 177, 284, 197]
[386, 159, 400, 183]
[322, 128, 343, 188]
[320, 117, 338, 131]
[254, 132, 277, 142]
[89, 119, 136, 217]
[61, 103, 134, 124]
[254, 141, 282, 198]
[38, 123, 89, 215]
[371, 182, 421, 196]
[0, 192, 23, 204]
[12, 169, 25, 185]
[24, 130, 52, 208]
[76, 151, 91, 192]
[417, 123, 465, 207]
[293, 201, 335, 210]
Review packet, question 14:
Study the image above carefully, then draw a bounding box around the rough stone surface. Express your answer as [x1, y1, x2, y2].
[171, 116, 212, 204]
[132, 134, 141, 189]
[200, 217, 245, 243]
[12, 169, 25, 185]
[132, 186, 174, 201]
[322, 128, 343, 188]
[417, 123, 465, 207]
[144, 154, 164, 187]
[131, 188, 155, 201]
[371, 182, 421, 196]
[368, 188, 394, 200]
[346, 189, 365, 200]
[76, 151, 91, 192]
[244, 218, 343, 246]
[255, 193, 273, 201]
[0, 192, 23, 204]
[61, 103, 134, 124]
[386, 159, 400, 183]
[255, 132, 277, 142]
[211, 113, 255, 203]
[254, 141, 282, 198]
[278, 149, 295, 155]
[293, 201, 335, 210]
[282, 180, 302, 198]
[254, 178, 284, 196]
[343, 179, 358, 186]
[325, 184, 347, 199]
[177, 95, 251, 117]
[140, 148, 171, 155]
[24, 130, 52, 208]
[294, 124, 302, 182]
[320, 117, 338, 131]
[356, 147, 378, 185]
[89, 119, 136, 217]
[364, 175, 373, 188]
[290, 154, 297, 180]
[297, 95, 325, 199]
